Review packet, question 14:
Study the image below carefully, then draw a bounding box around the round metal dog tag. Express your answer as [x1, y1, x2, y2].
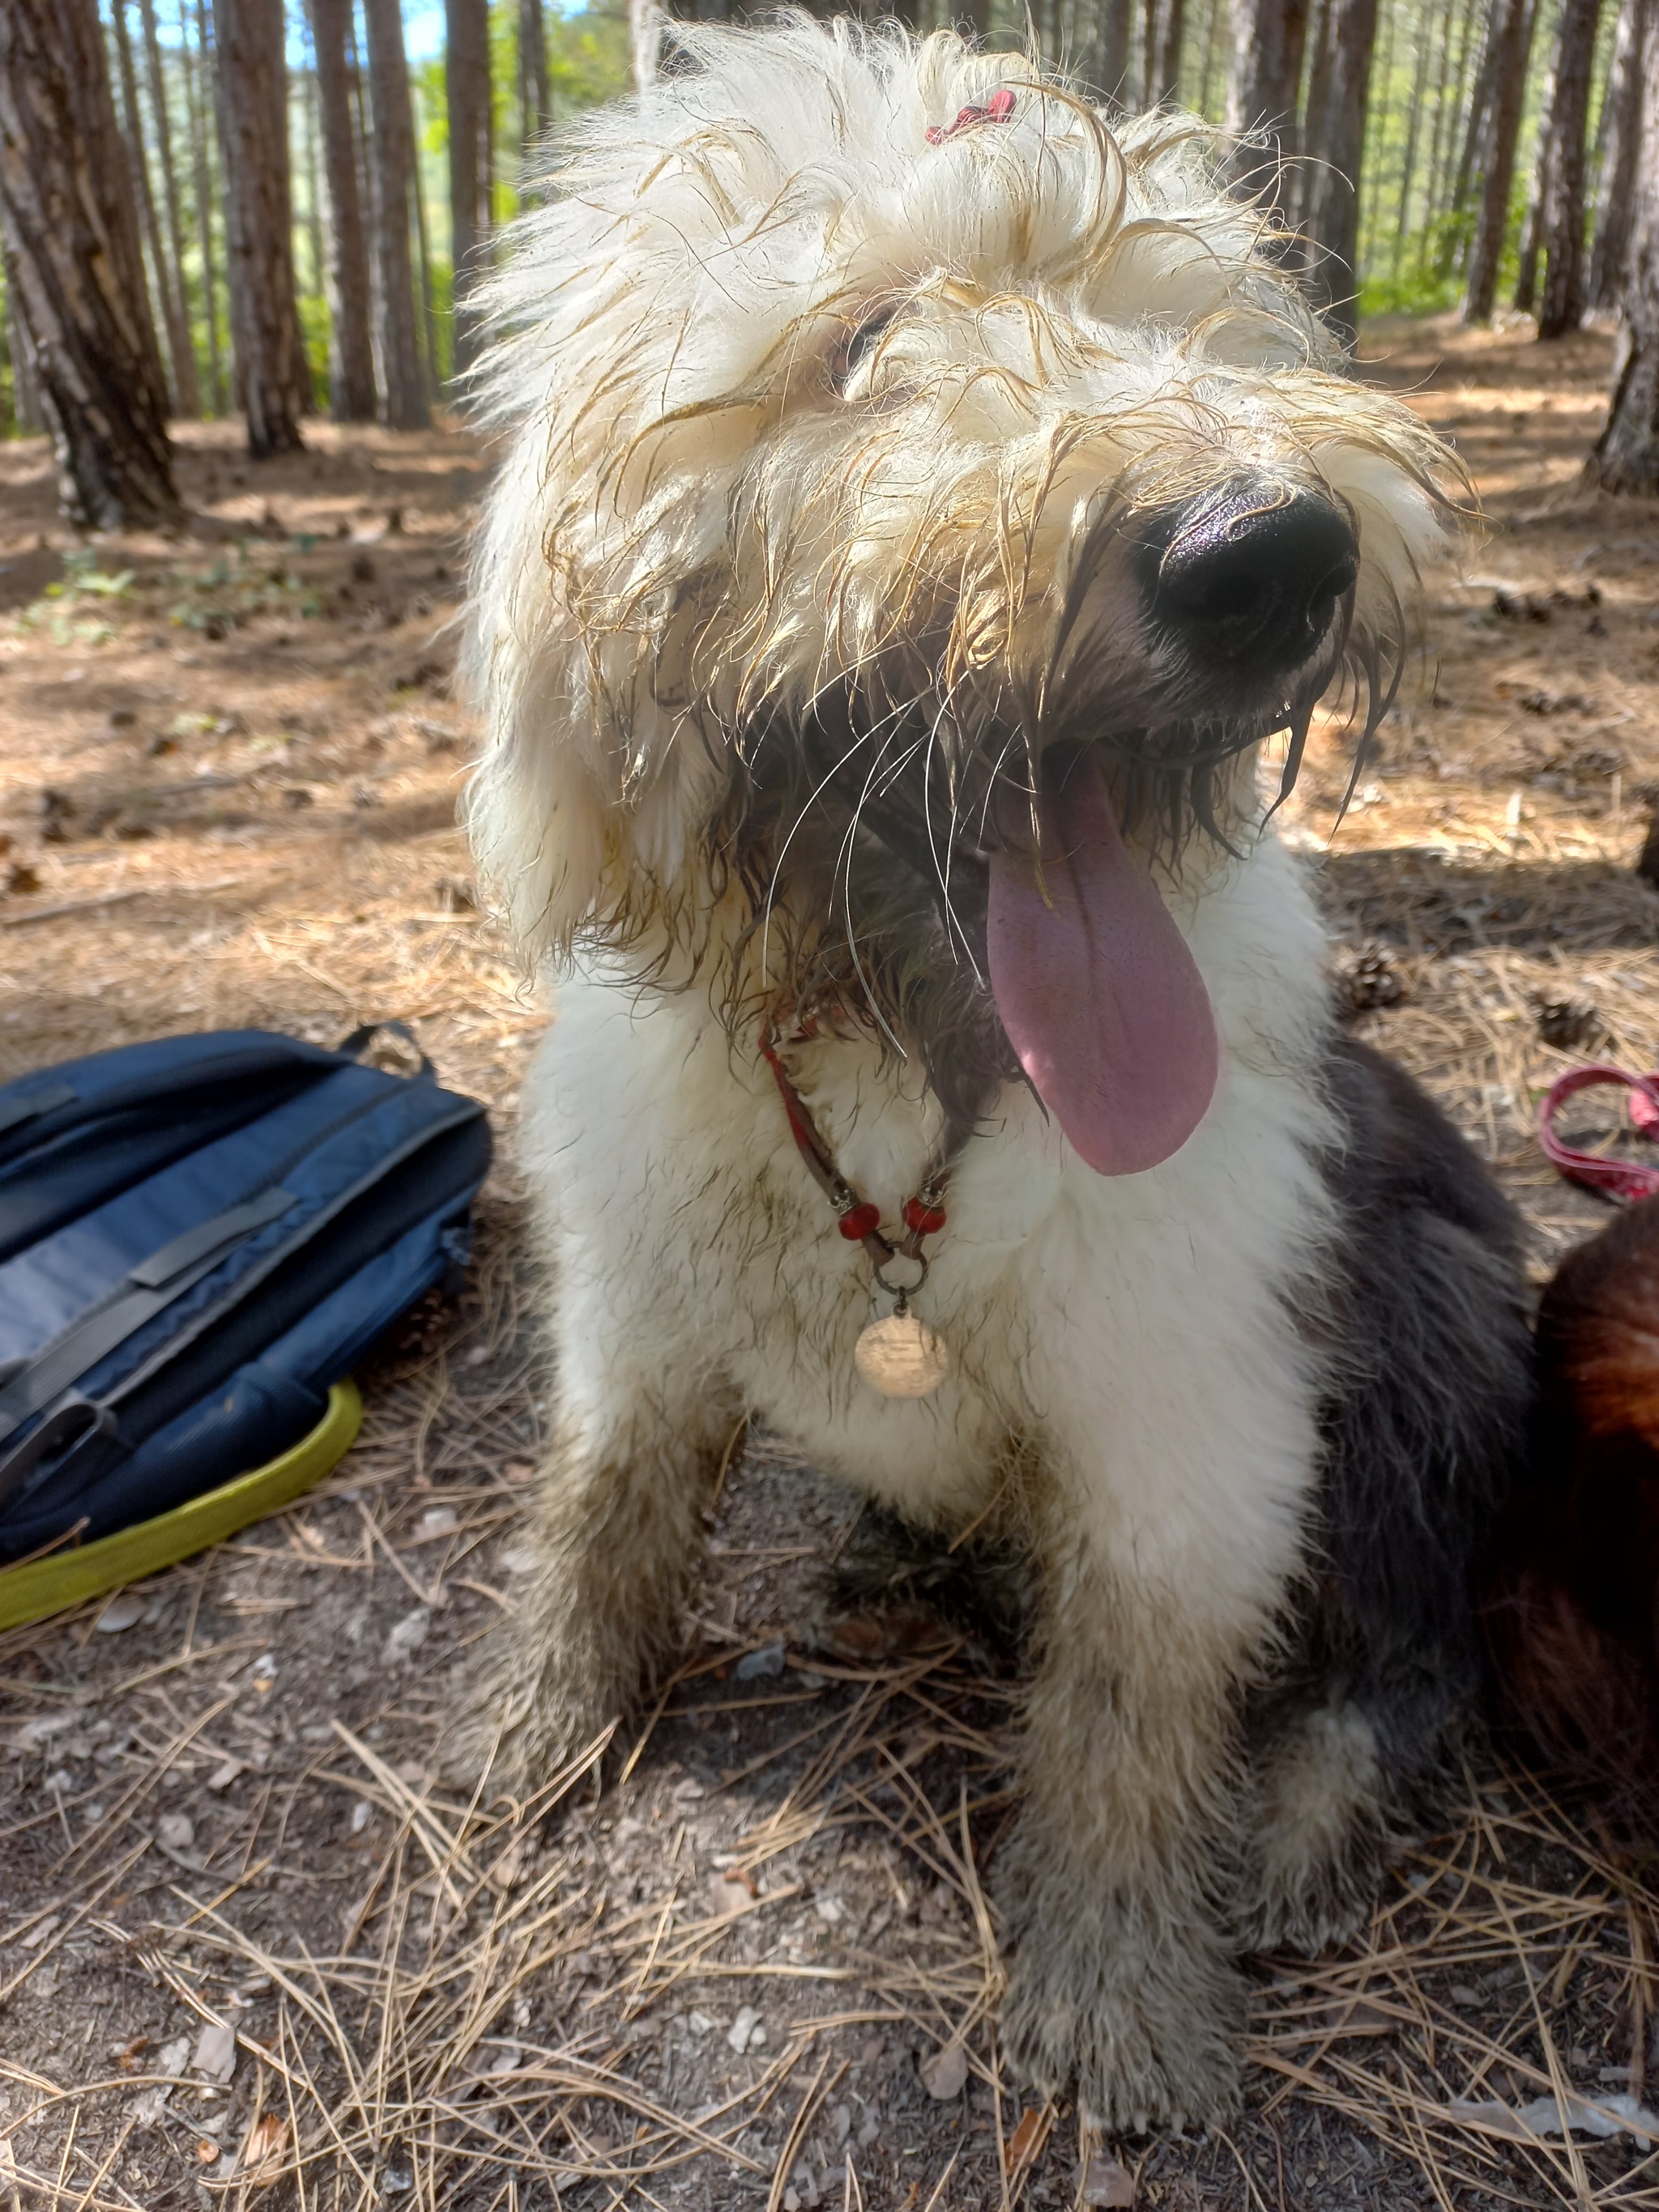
[855, 1312, 949, 1398]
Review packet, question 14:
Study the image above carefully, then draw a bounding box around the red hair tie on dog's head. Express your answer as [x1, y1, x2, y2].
[925, 87, 1016, 144]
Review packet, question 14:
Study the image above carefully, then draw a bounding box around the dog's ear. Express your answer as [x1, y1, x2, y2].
[463, 638, 610, 962]
[462, 411, 667, 960]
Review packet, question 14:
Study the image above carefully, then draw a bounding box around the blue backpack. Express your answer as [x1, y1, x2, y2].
[0, 1025, 491, 1567]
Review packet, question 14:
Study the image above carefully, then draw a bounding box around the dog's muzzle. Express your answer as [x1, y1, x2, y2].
[1139, 479, 1359, 686]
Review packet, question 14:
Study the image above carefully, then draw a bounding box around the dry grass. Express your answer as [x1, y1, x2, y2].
[11, 1448, 1659, 2212]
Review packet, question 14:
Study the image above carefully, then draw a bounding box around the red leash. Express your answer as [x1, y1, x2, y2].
[1539, 1064, 1659, 1202]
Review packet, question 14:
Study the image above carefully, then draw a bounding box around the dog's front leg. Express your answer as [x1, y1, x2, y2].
[996, 1515, 1252, 2130]
[455, 1289, 740, 1789]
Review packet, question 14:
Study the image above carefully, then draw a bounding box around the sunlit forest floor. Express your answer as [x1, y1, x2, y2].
[2, 313, 1659, 2211]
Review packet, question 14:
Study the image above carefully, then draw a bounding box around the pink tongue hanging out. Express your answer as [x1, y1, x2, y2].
[986, 748, 1218, 1175]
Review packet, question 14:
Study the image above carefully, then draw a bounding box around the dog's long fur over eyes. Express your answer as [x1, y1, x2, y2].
[456, 19, 1533, 2130]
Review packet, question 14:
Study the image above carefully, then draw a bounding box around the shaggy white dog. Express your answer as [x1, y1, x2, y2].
[459, 19, 1532, 2130]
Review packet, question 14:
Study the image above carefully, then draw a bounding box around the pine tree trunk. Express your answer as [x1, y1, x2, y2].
[1295, 0, 1332, 232]
[1591, 0, 1651, 306]
[446, 0, 491, 381]
[1537, 0, 1604, 335]
[302, 47, 326, 302]
[1196, 0, 1225, 113]
[520, 0, 550, 150]
[0, 0, 181, 527]
[2, 236, 45, 429]
[109, 0, 184, 413]
[1298, 0, 1381, 342]
[408, 75, 437, 396]
[311, 0, 376, 416]
[630, 0, 665, 91]
[1142, 0, 1184, 100]
[1418, 0, 1463, 241]
[1464, 0, 1537, 320]
[0, 266, 14, 435]
[1081, 0, 1131, 99]
[213, 0, 308, 456]
[1515, 64, 1557, 311]
[1225, 0, 1310, 198]
[1596, 0, 1659, 487]
[1392, 0, 1438, 266]
[1354, 0, 1395, 274]
[361, 0, 427, 428]
[1450, 5, 1500, 232]
[0, 258, 14, 433]
[1424, 0, 1485, 275]
[186, 0, 224, 414]
[137, 0, 200, 412]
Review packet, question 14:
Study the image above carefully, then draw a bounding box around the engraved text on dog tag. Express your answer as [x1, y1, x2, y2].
[855, 1311, 949, 1397]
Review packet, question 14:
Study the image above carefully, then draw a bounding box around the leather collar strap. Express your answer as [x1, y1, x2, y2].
[757, 1028, 953, 1294]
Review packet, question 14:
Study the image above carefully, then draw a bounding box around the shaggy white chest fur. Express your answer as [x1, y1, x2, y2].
[522, 827, 1337, 1657]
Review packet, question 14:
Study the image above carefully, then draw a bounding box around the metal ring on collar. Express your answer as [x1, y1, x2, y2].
[872, 1251, 928, 1298]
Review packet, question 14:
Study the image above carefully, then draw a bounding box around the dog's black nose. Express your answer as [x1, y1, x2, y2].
[1143, 483, 1358, 682]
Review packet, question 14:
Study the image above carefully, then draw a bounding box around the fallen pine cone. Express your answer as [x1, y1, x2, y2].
[1333, 941, 1405, 1015]
[1533, 992, 1604, 1052]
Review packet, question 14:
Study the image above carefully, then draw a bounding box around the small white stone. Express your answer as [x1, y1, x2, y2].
[157, 1814, 194, 1851]
[350, 1799, 373, 1834]
[192, 2019, 237, 2083]
[726, 2005, 762, 2054]
[383, 1606, 431, 1663]
[19, 1715, 77, 1751]
[918, 2042, 969, 2099]
[95, 1594, 145, 1633]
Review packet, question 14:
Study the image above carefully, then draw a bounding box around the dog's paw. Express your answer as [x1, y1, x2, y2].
[1000, 1916, 1243, 2132]
[1237, 1821, 1382, 1956]
[433, 1638, 617, 1798]
[1236, 1703, 1391, 1956]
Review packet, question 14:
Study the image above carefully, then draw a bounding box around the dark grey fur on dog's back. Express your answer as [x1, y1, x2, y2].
[1312, 1040, 1530, 1741]
[1239, 1038, 1532, 1949]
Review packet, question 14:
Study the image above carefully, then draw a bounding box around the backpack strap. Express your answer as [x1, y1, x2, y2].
[335, 1021, 435, 1079]
[0, 1187, 297, 1458]
[0, 1080, 78, 1140]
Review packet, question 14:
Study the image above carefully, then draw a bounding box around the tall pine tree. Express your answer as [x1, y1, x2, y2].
[214, 0, 309, 455]
[0, 0, 181, 526]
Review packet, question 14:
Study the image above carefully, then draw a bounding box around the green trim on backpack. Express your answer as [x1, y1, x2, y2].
[0, 1380, 360, 1631]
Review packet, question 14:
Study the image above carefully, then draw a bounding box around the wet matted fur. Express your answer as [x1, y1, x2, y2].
[454, 19, 1533, 2129]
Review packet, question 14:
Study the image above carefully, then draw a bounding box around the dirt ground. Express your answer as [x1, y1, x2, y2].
[3, 314, 1659, 2212]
